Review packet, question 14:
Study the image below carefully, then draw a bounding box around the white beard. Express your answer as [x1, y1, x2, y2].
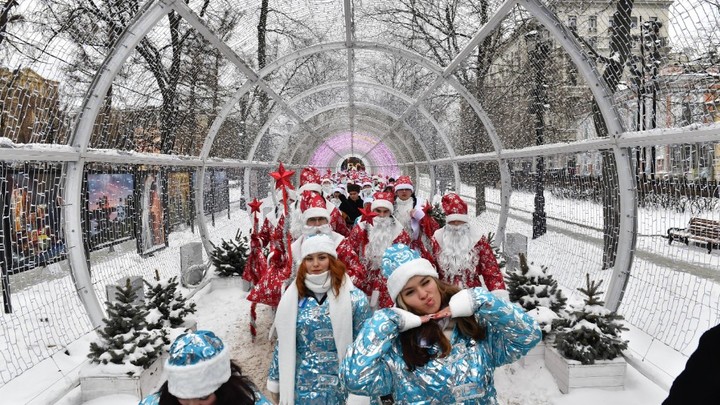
[302, 224, 332, 236]
[438, 223, 479, 280]
[394, 198, 413, 233]
[364, 217, 397, 269]
[322, 185, 334, 197]
[360, 189, 374, 200]
[289, 207, 304, 239]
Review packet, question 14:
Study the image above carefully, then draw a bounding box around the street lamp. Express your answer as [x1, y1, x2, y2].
[525, 28, 549, 239]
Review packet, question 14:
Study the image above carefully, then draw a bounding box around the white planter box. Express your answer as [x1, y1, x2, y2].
[211, 276, 251, 292]
[544, 346, 626, 394]
[519, 340, 546, 367]
[80, 355, 166, 402]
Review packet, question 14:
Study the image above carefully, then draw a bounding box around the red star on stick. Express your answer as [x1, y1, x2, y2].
[358, 206, 378, 226]
[248, 198, 262, 214]
[422, 200, 433, 215]
[270, 162, 295, 190]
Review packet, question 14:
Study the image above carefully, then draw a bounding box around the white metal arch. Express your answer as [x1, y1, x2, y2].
[272, 80, 458, 167]
[290, 117, 419, 173]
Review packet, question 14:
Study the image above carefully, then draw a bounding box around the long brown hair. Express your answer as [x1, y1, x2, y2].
[296, 254, 346, 298]
[397, 278, 486, 371]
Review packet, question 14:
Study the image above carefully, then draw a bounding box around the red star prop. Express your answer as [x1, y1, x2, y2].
[269, 162, 295, 191]
[248, 198, 262, 214]
[422, 200, 433, 215]
[358, 206, 378, 226]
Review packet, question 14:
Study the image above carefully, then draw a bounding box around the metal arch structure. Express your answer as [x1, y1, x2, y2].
[62, 0, 175, 327]
[283, 102, 430, 182]
[522, 0, 635, 311]
[273, 80, 456, 167]
[302, 118, 416, 166]
[58, 0, 640, 328]
[291, 117, 423, 180]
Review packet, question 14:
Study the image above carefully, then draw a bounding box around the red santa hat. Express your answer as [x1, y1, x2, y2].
[442, 193, 469, 223]
[300, 191, 330, 222]
[371, 191, 395, 213]
[299, 167, 322, 194]
[393, 175, 413, 192]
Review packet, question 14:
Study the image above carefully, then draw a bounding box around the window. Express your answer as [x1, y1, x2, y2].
[568, 15, 577, 31]
[589, 16, 597, 33]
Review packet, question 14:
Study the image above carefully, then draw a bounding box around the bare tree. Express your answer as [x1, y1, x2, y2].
[0, 0, 21, 49]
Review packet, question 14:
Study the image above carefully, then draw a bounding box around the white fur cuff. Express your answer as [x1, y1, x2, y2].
[392, 308, 422, 332]
[491, 289, 510, 301]
[449, 289, 474, 318]
[267, 379, 279, 393]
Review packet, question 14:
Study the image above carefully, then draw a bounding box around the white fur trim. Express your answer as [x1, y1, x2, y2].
[347, 393, 371, 405]
[449, 289, 474, 318]
[301, 235, 337, 258]
[491, 289, 510, 301]
[267, 379, 279, 393]
[302, 207, 330, 222]
[387, 258, 438, 303]
[299, 183, 322, 193]
[394, 184, 413, 192]
[371, 199, 394, 212]
[445, 213, 469, 223]
[391, 308, 422, 332]
[166, 346, 231, 399]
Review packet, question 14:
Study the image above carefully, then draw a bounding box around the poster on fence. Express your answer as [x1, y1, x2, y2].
[7, 166, 65, 273]
[138, 170, 166, 255]
[86, 172, 136, 251]
[167, 171, 192, 228]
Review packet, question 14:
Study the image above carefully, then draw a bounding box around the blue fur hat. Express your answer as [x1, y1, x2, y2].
[165, 330, 231, 399]
[382, 244, 438, 304]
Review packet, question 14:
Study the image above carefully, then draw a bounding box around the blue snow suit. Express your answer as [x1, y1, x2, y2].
[268, 288, 372, 404]
[340, 288, 542, 404]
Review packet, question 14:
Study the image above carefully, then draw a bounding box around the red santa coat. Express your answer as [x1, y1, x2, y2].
[337, 220, 411, 309]
[431, 226, 507, 297]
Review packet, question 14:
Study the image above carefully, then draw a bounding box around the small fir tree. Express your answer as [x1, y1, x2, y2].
[145, 271, 197, 329]
[506, 253, 567, 337]
[429, 202, 446, 228]
[87, 278, 164, 371]
[553, 274, 628, 365]
[210, 229, 250, 277]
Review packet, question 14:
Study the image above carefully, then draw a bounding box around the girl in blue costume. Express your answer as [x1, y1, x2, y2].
[138, 330, 270, 405]
[341, 244, 542, 404]
[267, 234, 372, 404]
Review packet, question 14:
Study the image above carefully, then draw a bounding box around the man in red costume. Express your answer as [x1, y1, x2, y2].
[431, 193, 508, 299]
[337, 191, 411, 309]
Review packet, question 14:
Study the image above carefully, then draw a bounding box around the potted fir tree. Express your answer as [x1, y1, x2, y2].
[80, 279, 166, 401]
[145, 272, 198, 341]
[545, 274, 628, 393]
[505, 253, 567, 365]
[209, 229, 251, 291]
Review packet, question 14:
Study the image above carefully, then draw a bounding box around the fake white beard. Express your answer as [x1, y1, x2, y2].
[438, 223, 479, 277]
[330, 198, 341, 208]
[302, 224, 332, 236]
[304, 271, 331, 294]
[321, 185, 334, 196]
[360, 189, 373, 199]
[289, 208, 304, 239]
[394, 198, 413, 231]
[365, 217, 396, 268]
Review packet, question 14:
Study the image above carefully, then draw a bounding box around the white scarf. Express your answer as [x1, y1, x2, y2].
[274, 273, 354, 405]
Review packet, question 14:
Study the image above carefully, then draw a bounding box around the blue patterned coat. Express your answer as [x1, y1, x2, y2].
[340, 288, 541, 404]
[268, 288, 372, 404]
[138, 387, 272, 405]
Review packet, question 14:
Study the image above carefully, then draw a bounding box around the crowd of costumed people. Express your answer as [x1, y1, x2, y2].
[139, 163, 542, 405]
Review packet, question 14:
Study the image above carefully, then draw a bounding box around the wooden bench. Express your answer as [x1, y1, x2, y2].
[668, 217, 720, 254]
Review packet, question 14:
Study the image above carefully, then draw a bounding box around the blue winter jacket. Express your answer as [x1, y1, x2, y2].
[340, 288, 542, 404]
[268, 288, 372, 404]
